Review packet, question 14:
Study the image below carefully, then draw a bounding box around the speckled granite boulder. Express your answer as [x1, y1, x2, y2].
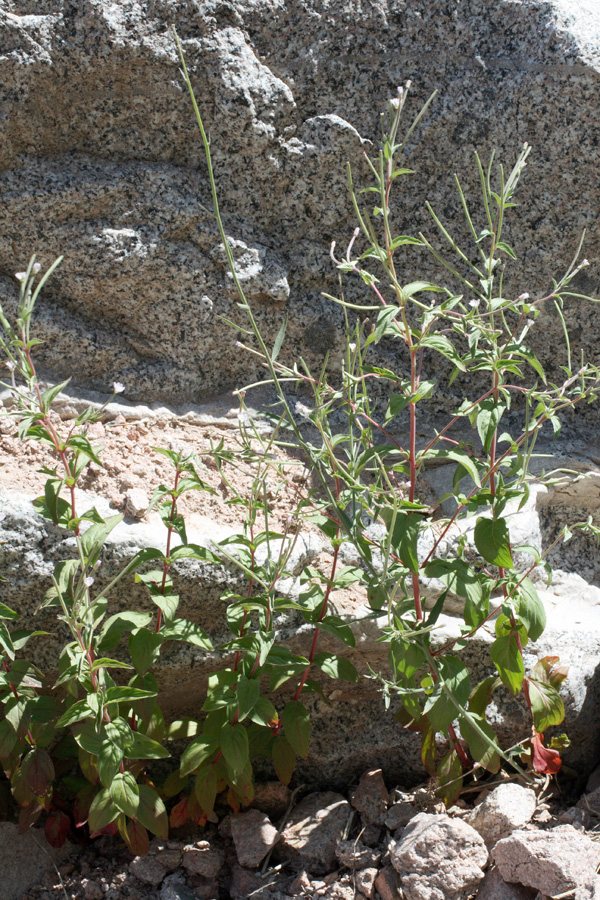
[1, 1, 600, 407]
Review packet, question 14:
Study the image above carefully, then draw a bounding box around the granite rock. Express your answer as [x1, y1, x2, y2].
[493, 826, 600, 899]
[279, 791, 351, 874]
[391, 812, 488, 900]
[230, 808, 279, 868]
[1, 2, 600, 410]
[466, 784, 537, 848]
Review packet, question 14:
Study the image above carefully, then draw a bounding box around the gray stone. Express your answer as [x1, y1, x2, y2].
[466, 784, 537, 848]
[493, 826, 600, 898]
[385, 801, 416, 831]
[1, 1, 600, 411]
[476, 867, 536, 900]
[335, 840, 381, 869]
[0, 822, 76, 900]
[182, 841, 224, 879]
[160, 874, 199, 900]
[124, 487, 150, 519]
[349, 769, 389, 825]
[230, 808, 279, 868]
[129, 855, 168, 886]
[375, 866, 401, 900]
[391, 812, 488, 900]
[279, 791, 351, 874]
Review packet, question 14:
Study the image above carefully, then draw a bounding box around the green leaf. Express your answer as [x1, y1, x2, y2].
[129, 629, 163, 676]
[136, 785, 168, 838]
[98, 739, 123, 786]
[105, 687, 157, 705]
[458, 713, 501, 773]
[491, 631, 524, 695]
[474, 517, 513, 569]
[124, 730, 170, 760]
[527, 678, 565, 732]
[0, 719, 17, 757]
[56, 699, 95, 728]
[317, 615, 356, 648]
[427, 657, 469, 734]
[0, 602, 19, 621]
[436, 749, 463, 807]
[81, 515, 122, 564]
[160, 620, 213, 650]
[194, 765, 218, 815]
[98, 612, 153, 651]
[236, 677, 260, 723]
[40, 379, 71, 414]
[248, 696, 278, 728]
[468, 677, 500, 717]
[220, 723, 249, 777]
[282, 701, 310, 759]
[514, 577, 546, 642]
[272, 315, 287, 362]
[476, 399, 505, 454]
[420, 448, 481, 488]
[67, 434, 102, 465]
[272, 736, 295, 786]
[88, 789, 119, 832]
[180, 739, 218, 778]
[110, 771, 140, 817]
[313, 652, 360, 683]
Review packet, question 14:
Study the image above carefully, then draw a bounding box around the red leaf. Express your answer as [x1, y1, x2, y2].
[122, 818, 150, 856]
[73, 784, 96, 828]
[187, 792, 208, 826]
[169, 797, 189, 829]
[531, 732, 562, 774]
[22, 749, 55, 797]
[18, 801, 43, 834]
[45, 811, 71, 848]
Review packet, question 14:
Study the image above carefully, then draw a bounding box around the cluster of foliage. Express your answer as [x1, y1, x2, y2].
[0, 30, 598, 851]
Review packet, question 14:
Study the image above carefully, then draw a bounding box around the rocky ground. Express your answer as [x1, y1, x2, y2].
[16, 767, 600, 900]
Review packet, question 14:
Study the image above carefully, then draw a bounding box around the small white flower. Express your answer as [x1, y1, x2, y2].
[113, 382, 125, 394]
[14, 272, 26, 283]
[517, 292, 530, 302]
[5, 361, 15, 371]
[469, 299, 480, 308]
[348, 342, 357, 352]
[390, 97, 401, 109]
[295, 401, 313, 418]
[583, 258, 590, 267]
[32, 263, 41, 274]
[526, 318, 535, 327]
[94, 560, 101, 569]
[84, 576, 95, 588]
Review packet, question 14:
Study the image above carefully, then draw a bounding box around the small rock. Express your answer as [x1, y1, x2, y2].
[160, 873, 198, 900]
[253, 781, 291, 820]
[350, 770, 390, 825]
[129, 856, 167, 886]
[155, 848, 183, 871]
[559, 807, 592, 830]
[360, 823, 382, 846]
[182, 841, 224, 878]
[231, 808, 279, 867]
[385, 801, 416, 831]
[375, 865, 401, 900]
[476, 866, 537, 900]
[125, 487, 149, 519]
[577, 785, 600, 816]
[467, 784, 537, 848]
[228, 862, 262, 898]
[494, 826, 600, 898]
[391, 812, 488, 900]
[280, 791, 351, 874]
[83, 882, 104, 900]
[119, 475, 137, 490]
[288, 870, 312, 894]
[335, 840, 381, 869]
[356, 867, 379, 899]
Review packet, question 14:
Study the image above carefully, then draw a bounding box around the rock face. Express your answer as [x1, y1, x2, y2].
[391, 812, 488, 900]
[466, 784, 537, 848]
[0, 1, 600, 406]
[493, 826, 600, 899]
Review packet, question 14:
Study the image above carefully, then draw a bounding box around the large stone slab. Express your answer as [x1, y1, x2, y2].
[0, 2, 599, 408]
